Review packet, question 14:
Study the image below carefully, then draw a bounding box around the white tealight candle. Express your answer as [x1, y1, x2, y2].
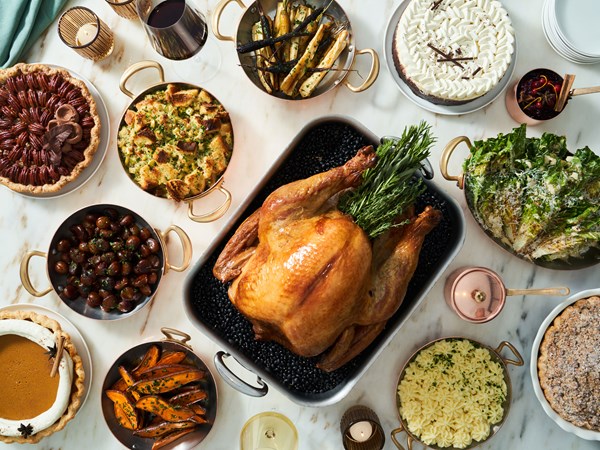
[75, 23, 98, 46]
[348, 421, 373, 442]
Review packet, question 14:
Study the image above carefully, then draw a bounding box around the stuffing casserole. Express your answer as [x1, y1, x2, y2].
[118, 84, 233, 201]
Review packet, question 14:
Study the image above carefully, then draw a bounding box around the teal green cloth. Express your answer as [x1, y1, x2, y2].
[0, 0, 68, 68]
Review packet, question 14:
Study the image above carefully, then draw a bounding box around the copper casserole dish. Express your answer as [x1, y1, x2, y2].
[117, 61, 233, 223]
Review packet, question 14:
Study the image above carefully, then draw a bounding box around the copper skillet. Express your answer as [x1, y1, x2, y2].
[440, 136, 600, 270]
[118, 60, 233, 222]
[101, 327, 218, 450]
[392, 337, 524, 450]
[212, 0, 379, 99]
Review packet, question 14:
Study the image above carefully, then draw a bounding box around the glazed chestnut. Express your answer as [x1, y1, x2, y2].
[50, 209, 162, 314]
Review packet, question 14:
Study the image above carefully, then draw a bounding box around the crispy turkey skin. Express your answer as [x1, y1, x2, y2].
[214, 146, 441, 371]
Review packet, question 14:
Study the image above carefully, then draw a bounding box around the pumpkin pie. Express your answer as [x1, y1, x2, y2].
[0, 63, 101, 194]
[0, 310, 85, 443]
[538, 296, 600, 431]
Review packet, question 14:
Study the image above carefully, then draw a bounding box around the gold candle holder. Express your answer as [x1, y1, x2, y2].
[105, 0, 139, 20]
[341, 405, 385, 450]
[58, 7, 115, 61]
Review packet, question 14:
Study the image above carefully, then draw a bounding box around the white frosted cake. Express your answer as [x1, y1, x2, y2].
[393, 0, 515, 105]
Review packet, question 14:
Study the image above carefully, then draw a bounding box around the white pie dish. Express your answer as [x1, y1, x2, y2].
[530, 288, 600, 441]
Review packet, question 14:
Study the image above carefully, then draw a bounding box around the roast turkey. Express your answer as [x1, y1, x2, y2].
[213, 146, 441, 371]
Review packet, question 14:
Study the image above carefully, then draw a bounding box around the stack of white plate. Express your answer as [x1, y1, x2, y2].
[542, 0, 600, 64]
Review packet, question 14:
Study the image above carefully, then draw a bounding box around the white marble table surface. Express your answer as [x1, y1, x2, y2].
[1, 0, 598, 449]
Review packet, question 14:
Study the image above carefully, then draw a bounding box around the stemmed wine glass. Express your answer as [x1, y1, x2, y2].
[240, 412, 299, 450]
[136, 0, 221, 82]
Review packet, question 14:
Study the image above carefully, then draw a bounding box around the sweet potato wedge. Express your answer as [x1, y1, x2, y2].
[169, 386, 208, 406]
[189, 404, 207, 417]
[106, 390, 140, 430]
[132, 345, 161, 376]
[113, 402, 135, 430]
[133, 420, 198, 438]
[130, 369, 205, 395]
[152, 427, 198, 450]
[138, 364, 195, 380]
[156, 351, 187, 366]
[135, 395, 197, 422]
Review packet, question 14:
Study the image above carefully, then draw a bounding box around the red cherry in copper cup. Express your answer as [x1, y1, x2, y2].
[505, 68, 564, 125]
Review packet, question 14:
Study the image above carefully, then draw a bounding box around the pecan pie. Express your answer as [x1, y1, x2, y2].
[538, 296, 600, 431]
[0, 64, 101, 194]
[0, 310, 85, 443]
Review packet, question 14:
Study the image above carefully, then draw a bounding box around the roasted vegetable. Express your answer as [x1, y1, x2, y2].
[134, 420, 198, 438]
[106, 390, 140, 430]
[130, 368, 205, 395]
[169, 386, 208, 406]
[132, 345, 161, 376]
[152, 428, 198, 450]
[239, 0, 347, 98]
[138, 364, 197, 379]
[135, 396, 203, 423]
[464, 125, 600, 262]
[156, 351, 187, 366]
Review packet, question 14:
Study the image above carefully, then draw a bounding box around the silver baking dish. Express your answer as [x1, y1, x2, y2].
[183, 115, 466, 407]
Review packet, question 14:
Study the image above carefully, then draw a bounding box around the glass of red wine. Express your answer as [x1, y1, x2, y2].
[137, 0, 221, 81]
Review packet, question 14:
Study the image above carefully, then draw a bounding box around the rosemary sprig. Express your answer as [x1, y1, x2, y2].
[338, 122, 435, 239]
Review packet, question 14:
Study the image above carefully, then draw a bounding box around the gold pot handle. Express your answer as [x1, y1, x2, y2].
[158, 225, 192, 273]
[187, 180, 232, 222]
[161, 327, 193, 349]
[391, 425, 415, 450]
[212, 0, 246, 42]
[343, 48, 380, 93]
[119, 60, 165, 98]
[440, 136, 472, 189]
[20, 250, 52, 297]
[495, 341, 524, 367]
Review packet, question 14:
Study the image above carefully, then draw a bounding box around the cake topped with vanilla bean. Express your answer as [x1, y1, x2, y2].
[392, 0, 514, 105]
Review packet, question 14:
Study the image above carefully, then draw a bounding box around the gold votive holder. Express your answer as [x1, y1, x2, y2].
[341, 405, 385, 450]
[105, 0, 139, 19]
[58, 7, 115, 61]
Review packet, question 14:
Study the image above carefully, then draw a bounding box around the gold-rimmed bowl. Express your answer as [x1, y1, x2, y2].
[20, 203, 192, 320]
[391, 337, 524, 450]
[212, 0, 379, 100]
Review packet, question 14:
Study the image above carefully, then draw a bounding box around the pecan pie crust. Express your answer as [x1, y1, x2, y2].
[0, 310, 85, 444]
[0, 63, 101, 194]
[538, 296, 600, 431]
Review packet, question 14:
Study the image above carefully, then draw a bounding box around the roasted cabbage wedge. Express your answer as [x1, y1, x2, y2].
[464, 125, 600, 263]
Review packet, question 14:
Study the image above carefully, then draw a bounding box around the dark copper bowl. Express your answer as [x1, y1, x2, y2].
[101, 328, 218, 449]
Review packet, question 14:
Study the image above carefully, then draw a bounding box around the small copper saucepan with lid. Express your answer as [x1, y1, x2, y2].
[444, 266, 570, 323]
[392, 337, 524, 450]
[117, 60, 233, 222]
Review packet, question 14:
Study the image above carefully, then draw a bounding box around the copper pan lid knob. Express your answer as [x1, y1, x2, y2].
[444, 267, 506, 323]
